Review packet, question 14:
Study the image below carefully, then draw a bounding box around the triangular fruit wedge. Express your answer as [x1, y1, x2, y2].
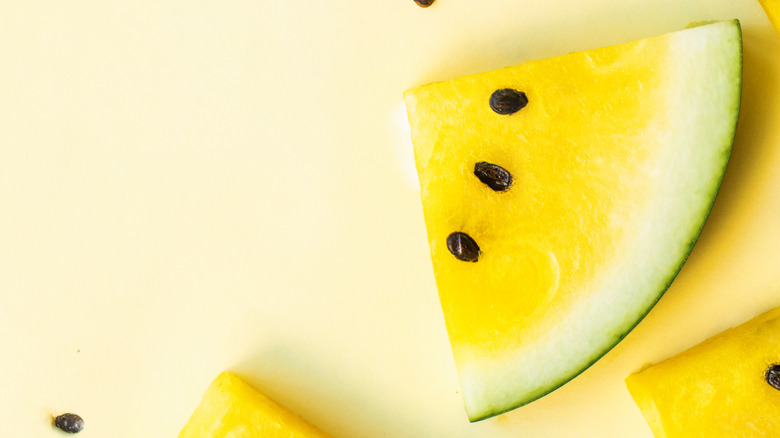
[178, 372, 333, 438]
[626, 305, 780, 436]
[404, 20, 742, 421]
[759, 0, 780, 34]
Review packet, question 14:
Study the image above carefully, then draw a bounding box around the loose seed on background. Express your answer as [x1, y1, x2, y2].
[54, 413, 84, 434]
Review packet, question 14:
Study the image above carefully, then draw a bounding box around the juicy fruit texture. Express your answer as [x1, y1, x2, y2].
[759, 0, 780, 34]
[178, 372, 332, 438]
[625, 306, 780, 437]
[404, 20, 742, 421]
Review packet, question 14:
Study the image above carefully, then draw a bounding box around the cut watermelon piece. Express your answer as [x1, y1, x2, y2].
[759, 0, 780, 34]
[626, 305, 780, 437]
[404, 20, 742, 421]
[178, 372, 332, 438]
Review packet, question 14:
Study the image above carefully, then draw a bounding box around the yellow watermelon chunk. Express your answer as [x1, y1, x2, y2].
[625, 306, 780, 437]
[759, 0, 780, 34]
[178, 372, 332, 438]
[404, 20, 742, 421]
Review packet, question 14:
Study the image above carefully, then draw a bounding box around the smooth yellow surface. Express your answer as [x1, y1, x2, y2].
[406, 40, 662, 354]
[625, 306, 780, 437]
[759, 0, 780, 33]
[178, 372, 332, 438]
[0, 1, 778, 437]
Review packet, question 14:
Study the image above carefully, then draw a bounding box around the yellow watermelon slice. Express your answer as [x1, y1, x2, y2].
[178, 372, 332, 438]
[759, 0, 780, 34]
[625, 305, 780, 437]
[404, 20, 742, 421]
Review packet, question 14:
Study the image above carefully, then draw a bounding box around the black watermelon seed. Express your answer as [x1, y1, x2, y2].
[474, 161, 513, 192]
[447, 232, 481, 262]
[414, 0, 435, 7]
[54, 413, 84, 434]
[766, 364, 780, 390]
[489, 89, 528, 115]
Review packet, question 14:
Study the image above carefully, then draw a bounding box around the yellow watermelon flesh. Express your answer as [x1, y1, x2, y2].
[625, 305, 780, 437]
[178, 372, 332, 438]
[404, 20, 742, 421]
[759, 0, 780, 34]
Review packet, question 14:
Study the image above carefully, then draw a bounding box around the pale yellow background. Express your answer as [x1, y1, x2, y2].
[1, 1, 778, 437]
